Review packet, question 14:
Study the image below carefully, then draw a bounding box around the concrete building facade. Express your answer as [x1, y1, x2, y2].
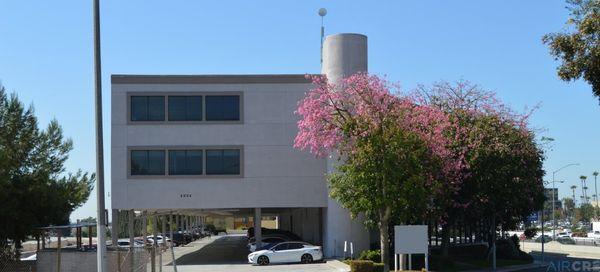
[111, 33, 372, 258]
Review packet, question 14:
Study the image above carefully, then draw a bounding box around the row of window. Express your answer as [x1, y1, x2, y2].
[130, 148, 241, 176]
[130, 94, 241, 122]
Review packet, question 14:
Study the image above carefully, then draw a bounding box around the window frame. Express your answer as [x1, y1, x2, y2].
[129, 148, 167, 176]
[168, 149, 204, 176]
[167, 95, 203, 122]
[129, 95, 166, 122]
[127, 146, 243, 179]
[127, 92, 243, 125]
[205, 149, 242, 176]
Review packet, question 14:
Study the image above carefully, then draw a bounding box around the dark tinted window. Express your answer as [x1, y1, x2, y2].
[288, 243, 304, 250]
[264, 238, 284, 243]
[131, 96, 165, 121]
[168, 96, 202, 121]
[205, 96, 240, 121]
[131, 150, 165, 175]
[169, 150, 203, 175]
[206, 149, 240, 175]
[273, 243, 288, 251]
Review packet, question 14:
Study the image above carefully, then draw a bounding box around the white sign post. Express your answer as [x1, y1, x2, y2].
[394, 225, 429, 271]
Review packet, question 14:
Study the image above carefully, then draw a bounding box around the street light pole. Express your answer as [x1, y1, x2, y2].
[551, 163, 579, 240]
[93, 0, 107, 271]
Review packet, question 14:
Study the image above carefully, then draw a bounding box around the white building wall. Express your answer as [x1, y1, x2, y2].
[111, 79, 328, 210]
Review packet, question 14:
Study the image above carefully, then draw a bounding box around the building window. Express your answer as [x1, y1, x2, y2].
[168, 96, 202, 121]
[130, 96, 165, 121]
[168, 150, 203, 175]
[206, 149, 241, 175]
[205, 95, 240, 121]
[130, 150, 165, 175]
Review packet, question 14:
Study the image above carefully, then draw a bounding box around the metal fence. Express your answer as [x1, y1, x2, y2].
[0, 249, 35, 272]
[109, 244, 174, 272]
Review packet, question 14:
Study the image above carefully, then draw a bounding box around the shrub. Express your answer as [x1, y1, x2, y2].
[349, 260, 374, 272]
[373, 262, 384, 272]
[358, 250, 381, 263]
[496, 238, 520, 259]
[510, 234, 520, 248]
[556, 237, 576, 245]
[524, 227, 538, 239]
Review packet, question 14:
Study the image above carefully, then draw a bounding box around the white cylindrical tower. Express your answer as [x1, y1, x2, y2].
[322, 33, 368, 84]
[321, 33, 371, 258]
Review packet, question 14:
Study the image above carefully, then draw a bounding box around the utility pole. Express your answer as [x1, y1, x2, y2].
[93, 0, 107, 271]
[551, 163, 578, 239]
[318, 8, 327, 65]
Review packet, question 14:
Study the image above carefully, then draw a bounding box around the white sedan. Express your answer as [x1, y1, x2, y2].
[248, 242, 323, 265]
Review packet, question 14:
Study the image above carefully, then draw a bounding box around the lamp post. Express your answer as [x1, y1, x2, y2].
[93, 0, 107, 271]
[552, 163, 579, 240]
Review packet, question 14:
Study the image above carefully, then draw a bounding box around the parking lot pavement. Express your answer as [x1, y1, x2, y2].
[163, 234, 347, 272]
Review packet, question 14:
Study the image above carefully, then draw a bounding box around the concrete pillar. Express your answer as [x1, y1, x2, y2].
[162, 215, 167, 244]
[128, 210, 135, 272]
[151, 214, 158, 272]
[112, 209, 119, 246]
[322, 33, 371, 258]
[142, 212, 148, 245]
[254, 208, 262, 249]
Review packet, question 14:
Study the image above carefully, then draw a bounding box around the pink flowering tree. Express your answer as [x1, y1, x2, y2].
[416, 81, 545, 258]
[294, 73, 461, 270]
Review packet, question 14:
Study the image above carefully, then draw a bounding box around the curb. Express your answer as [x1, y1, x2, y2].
[464, 262, 547, 272]
[325, 259, 351, 272]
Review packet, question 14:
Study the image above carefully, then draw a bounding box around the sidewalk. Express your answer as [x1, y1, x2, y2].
[521, 241, 600, 259]
[463, 261, 546, 272]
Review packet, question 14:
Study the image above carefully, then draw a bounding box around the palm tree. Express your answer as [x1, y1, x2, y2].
[593, 171, 599, 205]
[581, 175, 588, 204]
[571, 185, 578, 206]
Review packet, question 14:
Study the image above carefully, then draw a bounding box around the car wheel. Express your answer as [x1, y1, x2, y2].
[301, 253, 313, 264]
[257, 255, 269, 266]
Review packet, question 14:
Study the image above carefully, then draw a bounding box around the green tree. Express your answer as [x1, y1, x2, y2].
[563, 197, 576, 219]
[543, 0, 600, 101]
[576, 203, 595, 222]
[418, 81, 545, 258]
[0, 85, 94, 257]
[294, 74, 458, 271]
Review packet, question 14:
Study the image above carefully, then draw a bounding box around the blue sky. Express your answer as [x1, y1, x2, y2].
[1, 1, 599, 221]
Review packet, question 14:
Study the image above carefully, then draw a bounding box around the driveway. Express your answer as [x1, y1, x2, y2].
[163, 234, 347, 272]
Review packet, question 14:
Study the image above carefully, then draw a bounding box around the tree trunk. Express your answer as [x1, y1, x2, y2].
[441, 223, 451, 258]
[379, 206, 391, 272]
[14, 240, 22, 259]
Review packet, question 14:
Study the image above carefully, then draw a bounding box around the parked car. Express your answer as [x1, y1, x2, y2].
[248, 234, 293, 244]
[248, 242, 323, 266]
[247, 228, 301, 240]
[20, 253, 36, 261]
[557, 231, 572, 238]
[116, 238, 144, 248]
[248, 237, 287, 252]
[165, 233, 186, 246]
[247, 232, 302, 243]
[535, 235, 552, 243]
[146, 235, 171, 246]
